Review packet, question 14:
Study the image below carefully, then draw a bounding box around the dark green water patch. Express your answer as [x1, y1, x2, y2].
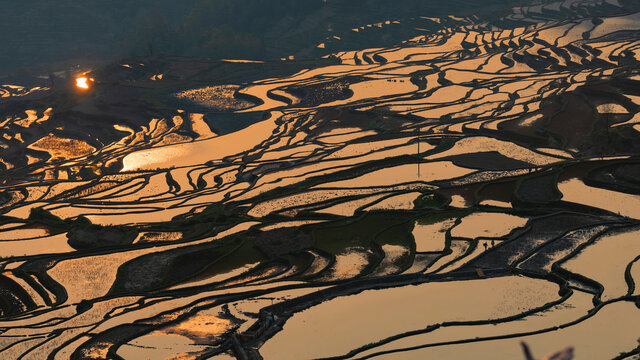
[203, 111, 266, 135]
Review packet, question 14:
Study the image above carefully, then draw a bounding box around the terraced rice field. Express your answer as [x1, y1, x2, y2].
[1, 0, 640, 359]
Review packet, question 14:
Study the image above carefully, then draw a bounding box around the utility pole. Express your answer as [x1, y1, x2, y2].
[417, 126, 421, 178]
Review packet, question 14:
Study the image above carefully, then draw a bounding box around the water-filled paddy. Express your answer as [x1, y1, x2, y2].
[1, 0, 640, 358]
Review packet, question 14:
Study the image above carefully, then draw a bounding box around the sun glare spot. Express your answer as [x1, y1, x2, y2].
[76, 77, 90, 90]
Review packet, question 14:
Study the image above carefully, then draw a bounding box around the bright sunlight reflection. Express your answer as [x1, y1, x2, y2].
[75, 77, 90, 90]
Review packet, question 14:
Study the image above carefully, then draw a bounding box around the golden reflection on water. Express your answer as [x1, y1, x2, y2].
[3, 2, 640, 359]
[260, 276, 559, 359]
[75, 77, 89, 89]
[75, 77, 94, 90]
